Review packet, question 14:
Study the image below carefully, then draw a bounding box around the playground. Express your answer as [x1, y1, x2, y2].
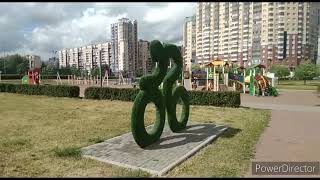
[188, 59, 278, 97]
[1, 47, 319, 177]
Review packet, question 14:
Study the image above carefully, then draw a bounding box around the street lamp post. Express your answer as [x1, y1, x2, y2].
[3, 53, 6, 74]
[99, 50, 102, 87]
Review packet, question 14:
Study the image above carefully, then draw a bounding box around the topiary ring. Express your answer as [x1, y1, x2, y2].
[131, 40, 168, 148]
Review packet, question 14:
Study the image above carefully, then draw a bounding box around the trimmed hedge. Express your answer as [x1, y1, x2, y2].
[188, 90, 240, 107]
[0, 83, 79, 98]
[0, 74, 23, 80]
[85, 87, 241, 107]
[85, 87, 139, 101]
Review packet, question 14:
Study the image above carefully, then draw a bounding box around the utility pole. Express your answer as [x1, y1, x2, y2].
[99, 50, 102, 87]
[3, 51, 6, 74]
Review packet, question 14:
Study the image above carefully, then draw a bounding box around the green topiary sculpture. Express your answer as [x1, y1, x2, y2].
[131, 40, 190, 148]
[162, 44, 190, 132]
[131, 40, 168, 148]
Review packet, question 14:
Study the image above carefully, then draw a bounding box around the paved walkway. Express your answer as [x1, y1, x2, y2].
[82, 122, 227, 177]
[241, 90, 320, 177]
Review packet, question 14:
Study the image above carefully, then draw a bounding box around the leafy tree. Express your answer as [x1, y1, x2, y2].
[294, 62, 318, 85]
[2, 54, 28, 74]
[136, 72, 143, 77]
[41, 61, 47, 68]
[42, 64, 58, 75]
[101, 64, 112, 76]
[269, 65, 290, 84]
[57, 66, 71, 76]
[70, 66, 81, 77]
[82, 69, 89, 77]
[90, 67, 100, 77]
[16, 61, 29, 75]
[0, 57, 7, 74]
[40, 62, 47, 74]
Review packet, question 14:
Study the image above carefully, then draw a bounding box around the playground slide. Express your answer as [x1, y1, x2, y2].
[250, 75, 277, 96]
[231, 80, 244, 91]
[244, 75, 267, 95]
[255, 75, 268, 91]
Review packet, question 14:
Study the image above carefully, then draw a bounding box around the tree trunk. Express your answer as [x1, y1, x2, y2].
[304, 79, 306, 85]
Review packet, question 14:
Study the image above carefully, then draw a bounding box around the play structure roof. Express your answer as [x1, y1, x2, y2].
[249, 64, 266, 69]
[236, 66, 246, 69]
[205, 58, 229, 67]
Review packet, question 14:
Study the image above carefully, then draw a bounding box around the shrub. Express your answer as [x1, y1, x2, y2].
[85, 87, 241, 107]
[0, 83, 79, 98]
[0, 74, 23, 80]
[188, 90, 241, 107]
[85, 87, 139, 101]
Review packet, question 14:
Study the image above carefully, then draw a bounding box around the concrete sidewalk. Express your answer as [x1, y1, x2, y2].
[241, 91, 320, 177]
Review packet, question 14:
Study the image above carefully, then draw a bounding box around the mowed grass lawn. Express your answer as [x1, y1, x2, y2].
[0, 93, 270, 177]
[275, 79, 320, 90]
[0, 79, 68, 85]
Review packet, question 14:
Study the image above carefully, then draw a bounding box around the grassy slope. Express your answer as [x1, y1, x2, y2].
[0, 93, 269, 177]
[275, 80, 320, 90]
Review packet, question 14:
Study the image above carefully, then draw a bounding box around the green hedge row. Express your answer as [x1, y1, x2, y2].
[188, 90, 241, 107]
[0, 83, 79, 98]
[85, 87, 241, 107]
[85, 87, 140, 101]
[0, 74, 23, 80]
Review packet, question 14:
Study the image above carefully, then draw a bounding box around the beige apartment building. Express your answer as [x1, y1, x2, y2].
[111, 18, 138, 76]
[195, 2, 254, 66]
[25, 55, 41, 70]
[195, 2, 213, 65]
[137, 39, 153, 76]
[192, 2, 320, 68]
[183, 16, 196, 72]
[58, 42, 112, 74]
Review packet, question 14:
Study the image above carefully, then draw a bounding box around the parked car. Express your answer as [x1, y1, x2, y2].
[312, 76, 320, 80]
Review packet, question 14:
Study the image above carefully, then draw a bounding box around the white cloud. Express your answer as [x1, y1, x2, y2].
[0, 3, 196, 60]
[143, 3, 195, 23]
[25, 8, 126, 59]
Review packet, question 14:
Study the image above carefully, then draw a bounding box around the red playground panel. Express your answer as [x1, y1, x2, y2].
[28, 68, 40, 85]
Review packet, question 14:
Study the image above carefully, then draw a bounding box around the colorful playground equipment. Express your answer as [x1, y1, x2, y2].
[189, 61, 278, 96]
[204, 58, 229, 92]
[229, 66, 246, 93]
[22, 68, 41, 85]
[229, 64, 278, 96]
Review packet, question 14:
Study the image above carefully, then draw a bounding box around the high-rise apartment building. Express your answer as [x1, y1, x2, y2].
[183, 15, 196, 71]
[196, 3, 214, 65]
[258, 2, 320, 67]
[58, 42, 112, 74]
[216, 2, 253, 65]
[137, 40, 153, 76]
[317, 35, 320, 64]
[25, 55, 41, 70]
[48, 57, 59, 68]
[58, 49, 68, 68]
[317, 8, 320, 64]
[111, 18, 138, 76]
[194, 2, 320, 67]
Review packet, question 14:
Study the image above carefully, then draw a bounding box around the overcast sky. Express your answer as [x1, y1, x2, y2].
[0, 2, 196, 61]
